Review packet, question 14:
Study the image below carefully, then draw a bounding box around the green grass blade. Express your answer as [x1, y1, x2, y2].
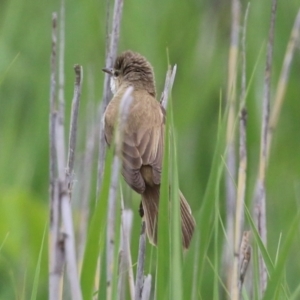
[30, 222, 47, 300]
[206, 256, 230, 298]
[81, 149, 113, 299]
[111, 192, 121, 300]
[252, 242, 260, 299]
[194, 107, 228, 293]
[263, 213, 300, 300]
[290, 283, 300, 300]
[156, 96, 171, 300]
[0, 232, 9, 252]
[97, 244, 107, 300]
[244, 206, 274, 273]
[183, 103, 228, 300]
[0, 52, 20, 85]
[169, 100, 183, 300]
[213, 166, 222, 300]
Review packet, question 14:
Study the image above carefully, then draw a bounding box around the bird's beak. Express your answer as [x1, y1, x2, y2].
[102, 67, 114, 75]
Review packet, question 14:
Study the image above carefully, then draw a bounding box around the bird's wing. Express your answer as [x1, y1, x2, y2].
[121, 94, 165, 193]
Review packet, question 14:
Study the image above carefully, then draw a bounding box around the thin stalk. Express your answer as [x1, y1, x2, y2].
[238, 231, 252, 295]
[141, 275, 152, 300]
[231, 4, 250, 299]
[49, 13, 64, 300]
[57, 64, 83, 300]
[231, 108, 248, 300]
[106, 87, 133, 300]
[267, 9, 300, 162]
[160, 64, 177, 109]
[58, 0, 65, 123]
[134, 221, 147, 300]
[61, 190, 83, 300]
[66, 65, 83, 189]
[118, 199, 135, 300]
[97, 0, 124, 196]
[77, 99, 98, 267]
[254, 0, 277, 295]
[224, 0, 240, 290]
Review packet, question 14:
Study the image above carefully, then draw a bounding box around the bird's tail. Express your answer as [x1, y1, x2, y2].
[141, 185, 160, 245]
[141, 186, 195, 248]
[179, 191, 195, 249]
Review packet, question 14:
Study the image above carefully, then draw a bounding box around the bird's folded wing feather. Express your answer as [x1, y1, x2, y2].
[121, 94, 165, 193]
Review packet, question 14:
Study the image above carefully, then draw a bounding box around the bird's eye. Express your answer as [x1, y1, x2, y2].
[114, 70, 119, 77]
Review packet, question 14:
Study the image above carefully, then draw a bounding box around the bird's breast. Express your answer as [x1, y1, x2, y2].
[104, 94, 122, 146]
[110, 77, 117, 95]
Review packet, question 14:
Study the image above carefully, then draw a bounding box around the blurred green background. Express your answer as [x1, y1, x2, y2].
[0, 0, 300, 298]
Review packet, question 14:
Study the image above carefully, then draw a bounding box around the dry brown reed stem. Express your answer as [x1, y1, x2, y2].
[141, 275, 152, 300]
[97, 0, 124, 196]
[135, 221, 147, 300]
[99, 1, 125, 292]
[106, 87, 133, 300]
[59, 65, 83, 300]
[118, 197, 134, 300]
[240, 3, 250, 108]
[103, 0, 124, 109]
[77, 105, 98, 266]
[49, 13, 64, 300]
[56, 2, 66, 179]
[49, 11, 84, 298]
[160, 68, 171, 105]
[106, 150, 120, 300]
[160, 64, 177, 109]
[61, 190, 83, 300]
[254, 0, 277, 295]
[49, 180, 64, 300]
[121, 211, 135, 300]
[66, 65, 83, 188]
[226, 0, 240, 196]
[231, 108, 247, 300]
[124, 212, 135, 300]
[267, 9, 300, 162]
[58, 0, 65, 122]
[118, 250, 126, 300]
[238, 231, 251, 295]
[49, 13, 57, 188]
[97, 105, 107, 196]
[224, 0, 240, 290]
[231, 5, 250, 299]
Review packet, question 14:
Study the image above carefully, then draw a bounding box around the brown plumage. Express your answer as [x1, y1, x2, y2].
[103, 50, 195, 248]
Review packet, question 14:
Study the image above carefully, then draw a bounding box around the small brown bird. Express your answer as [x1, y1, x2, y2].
[103, 50, 195, 248]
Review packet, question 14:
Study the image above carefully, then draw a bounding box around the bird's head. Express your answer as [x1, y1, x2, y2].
[102, 50, 156, 97]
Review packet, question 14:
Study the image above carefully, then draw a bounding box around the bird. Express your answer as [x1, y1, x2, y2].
[102, 50, 195, 248]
